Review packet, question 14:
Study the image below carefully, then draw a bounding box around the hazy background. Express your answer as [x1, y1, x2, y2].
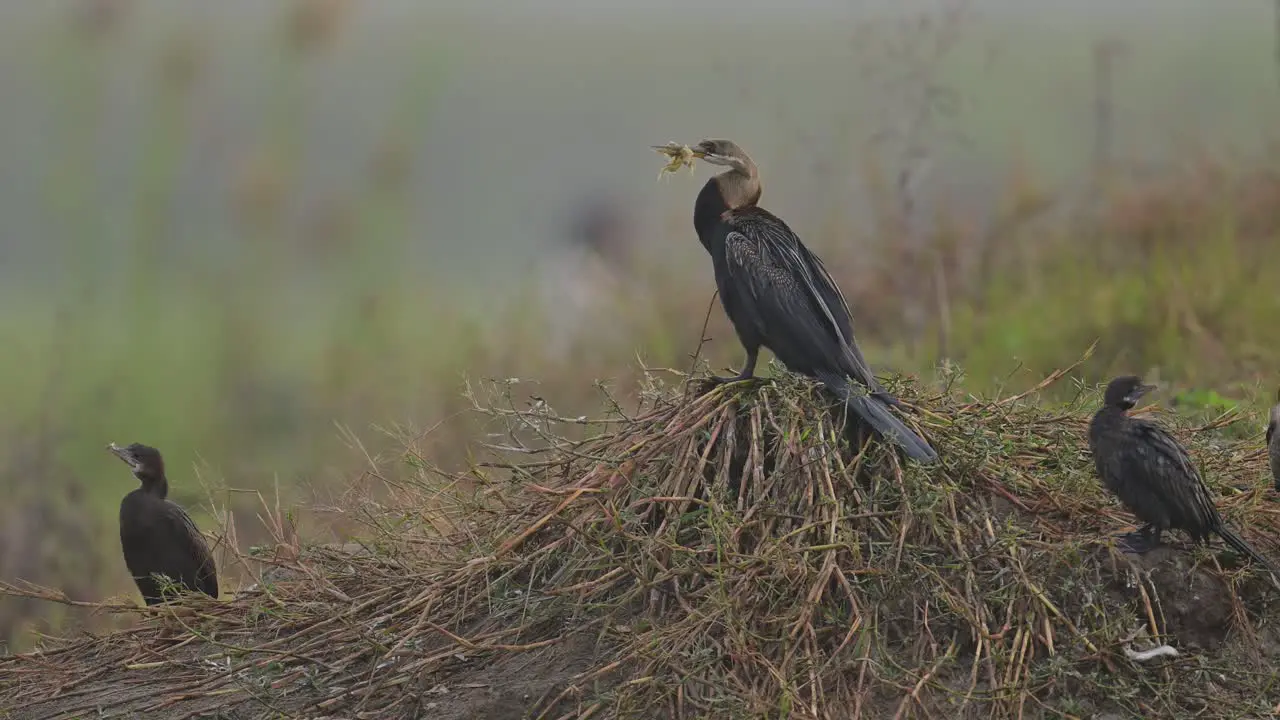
[2, 0, 1279, 650]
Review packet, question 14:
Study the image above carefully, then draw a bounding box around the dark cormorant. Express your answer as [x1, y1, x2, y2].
[668, 138, 938, 464]
[1267, 388, 1280, 492]
[109, 442, 219, 605]
[1089, 376, 1280, 577]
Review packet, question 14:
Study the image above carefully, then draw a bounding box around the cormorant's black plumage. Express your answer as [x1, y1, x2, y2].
[1267, 388, 1280, 492]
[1089, 376, 1280, 577]
[685, 138, 937, 464]
[109, 442, 218, 605]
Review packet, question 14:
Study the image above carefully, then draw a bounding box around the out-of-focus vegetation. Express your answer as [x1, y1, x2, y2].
[2, 0, 1280, 652]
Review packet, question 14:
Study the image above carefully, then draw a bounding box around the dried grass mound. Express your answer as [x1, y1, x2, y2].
[3, 359, 1280, 720]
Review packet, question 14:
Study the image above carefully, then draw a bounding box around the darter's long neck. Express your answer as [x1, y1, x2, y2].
[692, 170, 761, 252]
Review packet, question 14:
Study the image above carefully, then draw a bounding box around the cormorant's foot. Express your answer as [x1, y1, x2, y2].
[1113, 530, 1160, 554]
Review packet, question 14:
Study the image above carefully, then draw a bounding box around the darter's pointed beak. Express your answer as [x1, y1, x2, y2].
[651, 143, 706, 158]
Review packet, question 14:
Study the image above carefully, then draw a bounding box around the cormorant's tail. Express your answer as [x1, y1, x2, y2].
[817, 372, 939, 465]
[1217, 525, 1280, 580]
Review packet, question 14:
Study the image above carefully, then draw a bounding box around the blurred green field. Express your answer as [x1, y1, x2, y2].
[3, 1, 1280, 651]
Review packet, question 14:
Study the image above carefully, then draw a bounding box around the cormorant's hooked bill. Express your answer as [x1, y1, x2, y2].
[1105, 378, 1157, 408]
[108, 442, 156, 475]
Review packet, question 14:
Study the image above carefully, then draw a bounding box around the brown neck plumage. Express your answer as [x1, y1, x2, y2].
[713, 158, 762, 211]
[692, 151, 764, 249]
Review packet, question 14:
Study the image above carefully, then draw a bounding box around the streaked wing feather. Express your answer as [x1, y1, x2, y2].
[801, 245, 883, 391]
[722, 230, 833, 358]
[1122, 420, 1220, 530]
[722, 213, 878, 388]
[728, 216, 853, 340]
[162, 501, 219, 597]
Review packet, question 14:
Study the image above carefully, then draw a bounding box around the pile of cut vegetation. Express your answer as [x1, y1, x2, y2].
[3, 359, 1280, 719]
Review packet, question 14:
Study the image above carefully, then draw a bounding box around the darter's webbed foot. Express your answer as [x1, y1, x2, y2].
[693, 350, 761, 396]
[710, 369, 756, 385]
[692, 370, 759, 397]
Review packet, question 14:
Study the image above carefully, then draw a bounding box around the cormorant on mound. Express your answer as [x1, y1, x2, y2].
[108, 442, 218, 605]
[1267, 388, 1280, 492]
[1089, 376, 1280, 577]
[662, 138, 938, 464]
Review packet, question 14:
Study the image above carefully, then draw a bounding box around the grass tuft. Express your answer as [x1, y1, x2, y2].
[3, 354, 1280, 719]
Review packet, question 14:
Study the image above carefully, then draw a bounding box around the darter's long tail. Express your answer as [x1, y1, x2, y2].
[816, 370, 938, 464]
